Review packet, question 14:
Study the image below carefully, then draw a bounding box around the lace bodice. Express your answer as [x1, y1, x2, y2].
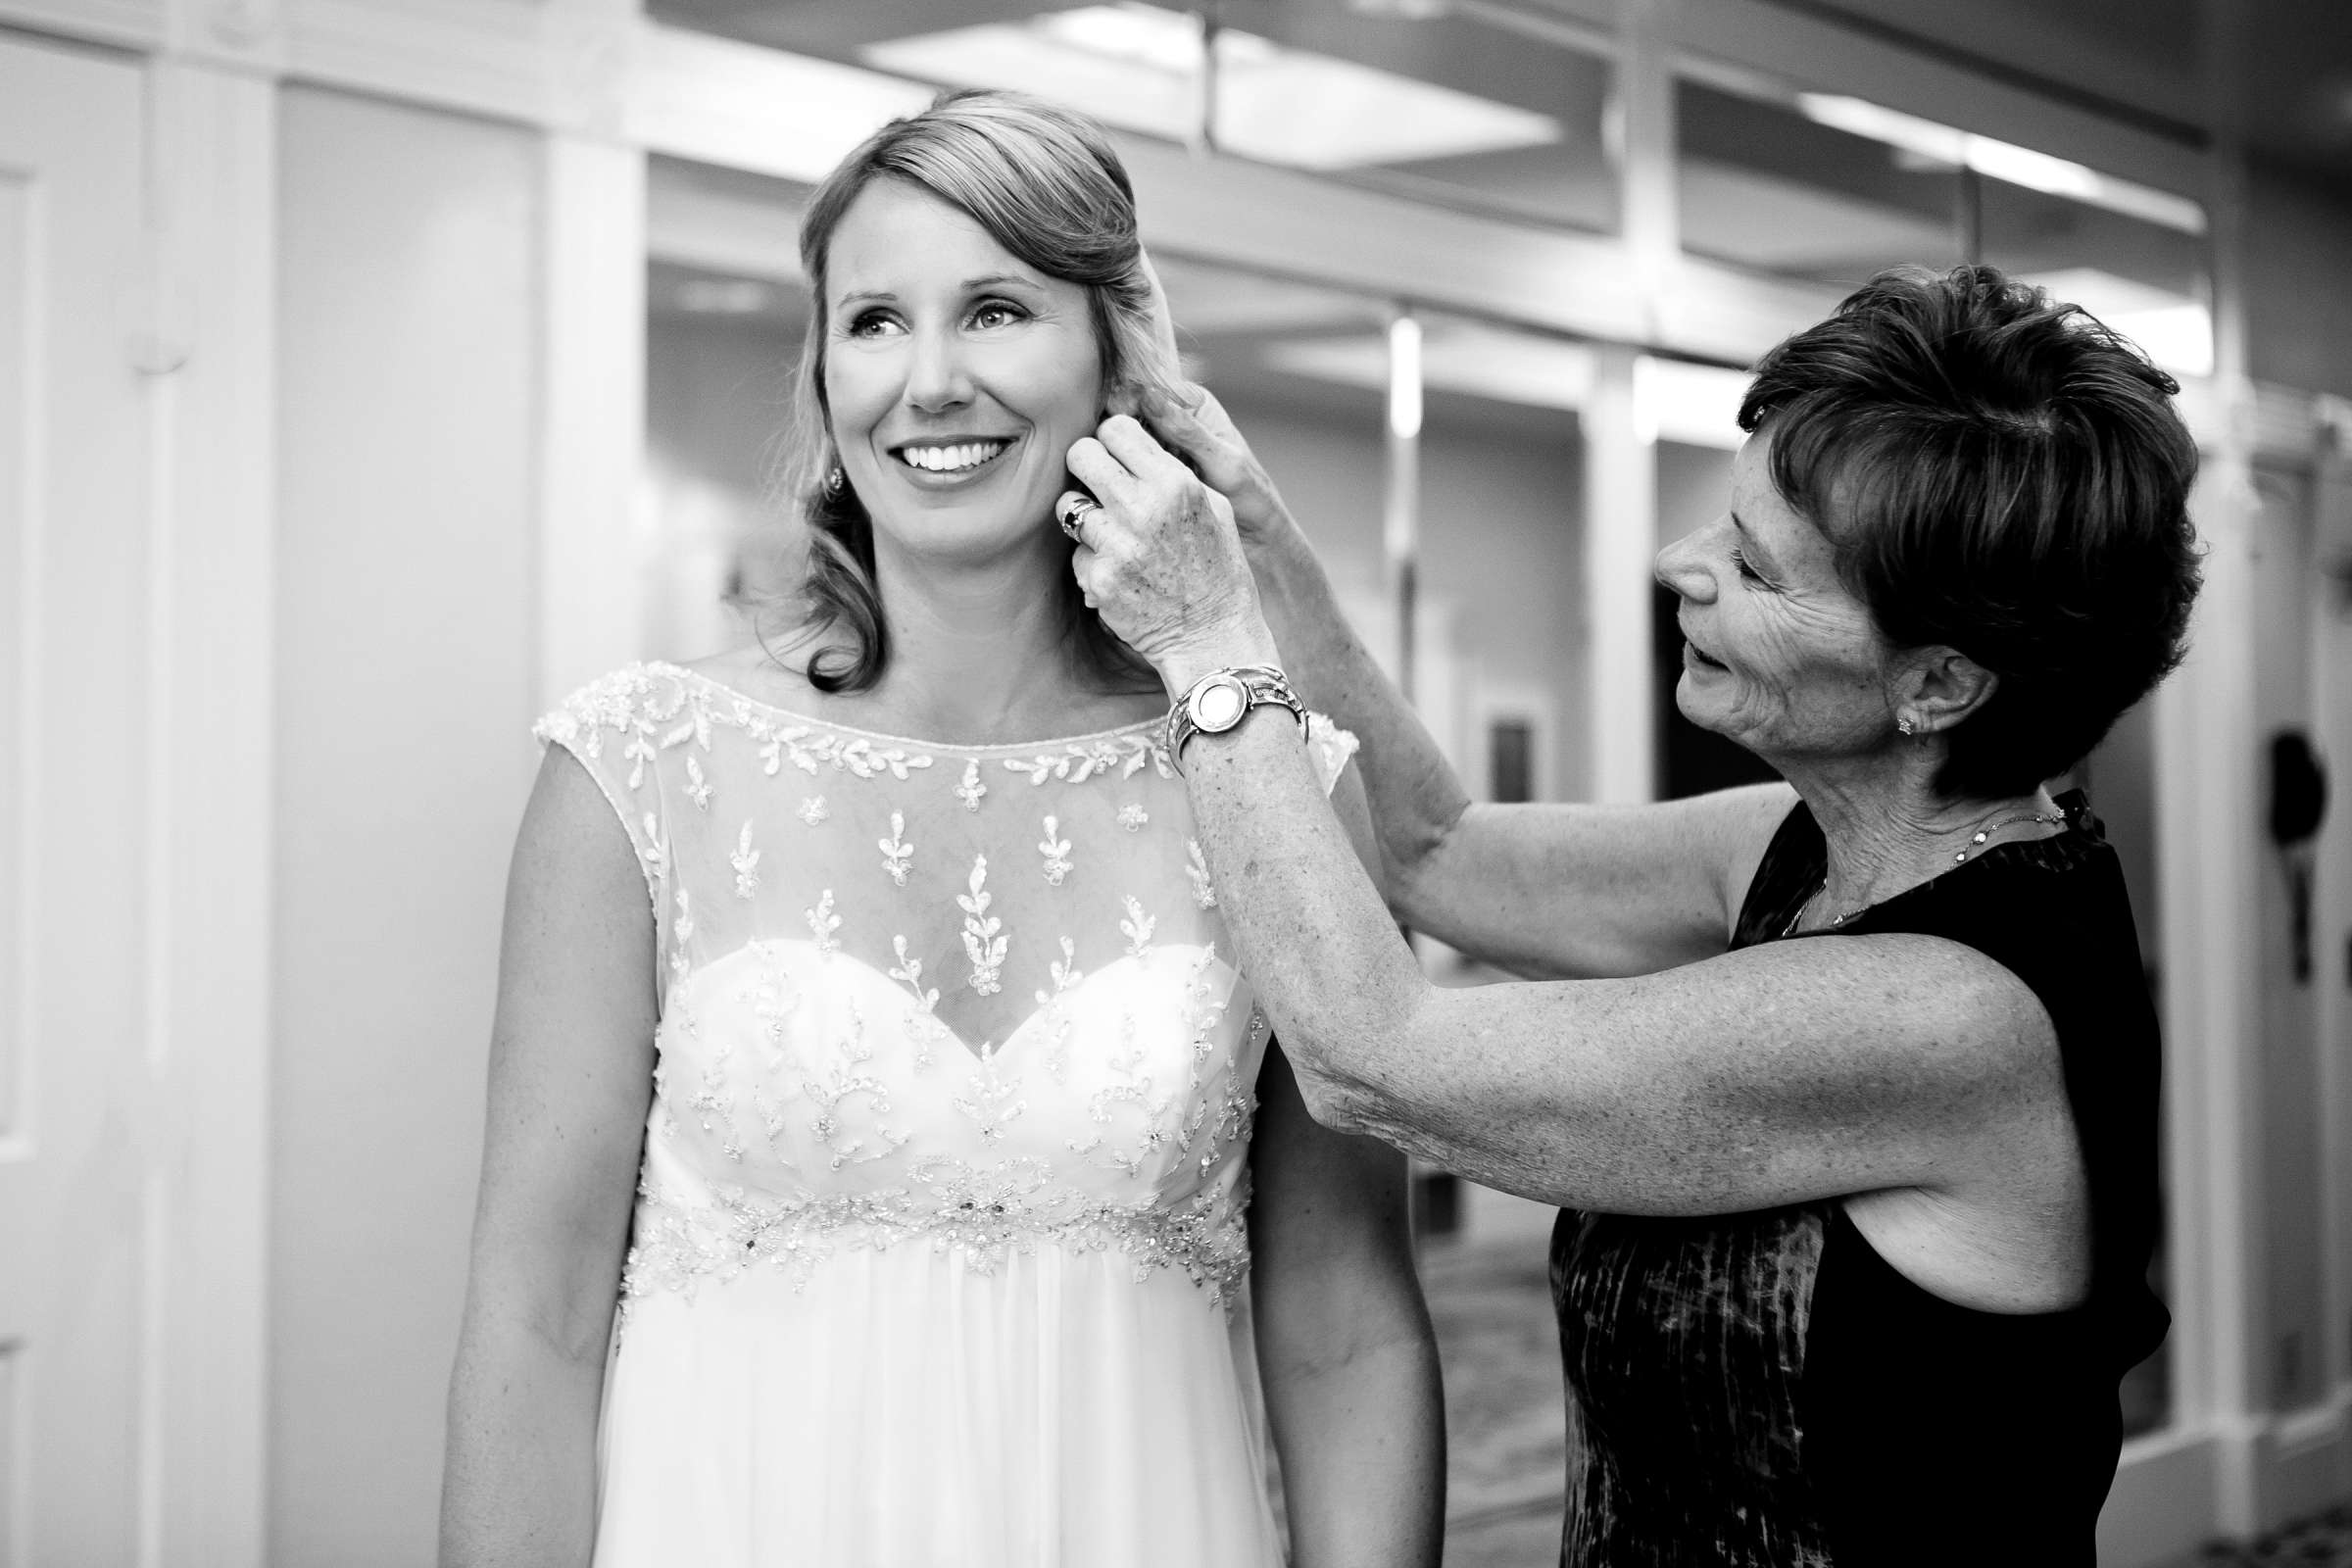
[537, 662, 1357, 1320]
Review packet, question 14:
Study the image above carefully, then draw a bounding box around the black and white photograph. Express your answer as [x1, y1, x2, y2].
[1, 0, 2350, 1563]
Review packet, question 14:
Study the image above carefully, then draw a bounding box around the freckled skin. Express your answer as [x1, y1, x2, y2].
[821, 179, 1103, 568]
[1654, 435, 1907, 767]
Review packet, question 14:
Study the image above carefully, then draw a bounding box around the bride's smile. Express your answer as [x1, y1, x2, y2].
[823, 177, 1104, 562]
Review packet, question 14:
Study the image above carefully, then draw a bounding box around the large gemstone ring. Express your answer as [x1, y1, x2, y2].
[1055, 491, 1101, 543]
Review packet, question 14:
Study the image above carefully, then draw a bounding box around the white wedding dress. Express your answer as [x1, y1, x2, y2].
[536, 662, 1357, 1567]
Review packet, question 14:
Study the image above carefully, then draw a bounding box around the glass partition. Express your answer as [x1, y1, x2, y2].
[644, 253, 805, 663]
[1676, 71, 2213, 375]
[653, 0, 1620, 233]
[1980, 179, 2213, 376]
[1676, 74, 1967, 285]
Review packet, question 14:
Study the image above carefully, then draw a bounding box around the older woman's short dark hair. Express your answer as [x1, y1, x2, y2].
[1739, 265, 2202, 800]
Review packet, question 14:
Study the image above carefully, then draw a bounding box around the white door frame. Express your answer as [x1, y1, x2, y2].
[141, 55, 277, 1562]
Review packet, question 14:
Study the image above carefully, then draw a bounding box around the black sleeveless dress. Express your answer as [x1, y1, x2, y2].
[1548, 791, 2167, 1567]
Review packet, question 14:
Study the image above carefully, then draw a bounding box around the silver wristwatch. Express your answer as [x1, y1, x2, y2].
[1164, 665, 1304, 774]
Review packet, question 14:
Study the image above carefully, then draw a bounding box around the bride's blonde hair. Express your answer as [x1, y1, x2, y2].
[774, 89, 1181, 694]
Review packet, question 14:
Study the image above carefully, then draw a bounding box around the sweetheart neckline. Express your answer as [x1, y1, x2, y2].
[671, 937, 1235, 1068]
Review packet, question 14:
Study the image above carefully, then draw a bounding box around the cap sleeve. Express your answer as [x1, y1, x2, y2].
[532, 663, 673, 918]
[1302, 711, 1360, 799]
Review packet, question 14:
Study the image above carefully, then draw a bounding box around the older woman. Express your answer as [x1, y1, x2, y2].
[1064, 266, 2196, 1566]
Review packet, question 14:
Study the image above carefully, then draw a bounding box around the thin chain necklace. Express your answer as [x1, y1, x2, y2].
[1783, 806, 2068, 937]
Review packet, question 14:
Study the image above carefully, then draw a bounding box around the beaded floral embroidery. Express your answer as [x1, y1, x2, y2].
[531, 663, 1361, 1331]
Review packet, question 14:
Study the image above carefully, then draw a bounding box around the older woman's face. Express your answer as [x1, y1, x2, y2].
[1655, 433, 1898, 762]
[821, 178, 1103, 565]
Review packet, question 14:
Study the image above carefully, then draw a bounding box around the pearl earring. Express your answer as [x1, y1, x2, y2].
[1896, 715, 1917, 737]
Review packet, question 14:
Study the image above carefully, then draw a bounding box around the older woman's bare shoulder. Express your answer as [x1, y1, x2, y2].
[1680, 781, 1802, 915]
[1724, 928, 2058, 1078]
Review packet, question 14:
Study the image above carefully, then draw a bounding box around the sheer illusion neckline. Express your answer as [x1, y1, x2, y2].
[648, 661, 1167, 755]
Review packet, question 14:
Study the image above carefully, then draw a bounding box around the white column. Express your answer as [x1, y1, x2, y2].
[1577, 0, 1675, 806]
[1583, 344, 1658, 803]
[2162, 16, 2271, 1509]
[143, 49, 276, 1567]
[2158, 383, 2268, 1532]
[2308, 406, 2352, 1503]
[538, 0, 649, 707]
[538, 135, 648, 705]
[1616, 0, 1679, 341]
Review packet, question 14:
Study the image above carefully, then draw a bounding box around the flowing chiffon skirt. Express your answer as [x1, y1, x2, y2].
[592, 1242, 1286, 1567]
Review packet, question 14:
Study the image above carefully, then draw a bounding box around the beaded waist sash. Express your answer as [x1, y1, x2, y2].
[620, 1160, 1250, 1319]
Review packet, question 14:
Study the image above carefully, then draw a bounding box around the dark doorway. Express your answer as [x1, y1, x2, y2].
[1652, 583, 1782, 800]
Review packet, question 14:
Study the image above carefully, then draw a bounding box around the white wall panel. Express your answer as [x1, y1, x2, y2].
[0, 30, 152, 1566]
[146, 58, 274, 1563]
[273, 84, 539, 1564]
[0, 172, 24, 1156]
[0, 1338, 17, 1566]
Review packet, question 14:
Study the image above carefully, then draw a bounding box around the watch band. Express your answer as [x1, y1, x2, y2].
[1164, 664, 1305, 775]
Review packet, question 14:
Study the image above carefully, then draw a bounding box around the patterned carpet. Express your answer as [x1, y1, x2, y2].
[1418, 1227, 1569, 1568]
[2203, 1507, 2352, 1566]
[1415, 1229, 2352, 1568]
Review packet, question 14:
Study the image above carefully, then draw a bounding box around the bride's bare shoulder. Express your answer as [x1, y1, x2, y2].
[674, 639, 833, 712]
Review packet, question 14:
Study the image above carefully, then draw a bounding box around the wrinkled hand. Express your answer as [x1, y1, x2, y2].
[1066, 415, 1278, 693]
[1136, 381, 1297, 554]
[1122, 248, 1293, 551]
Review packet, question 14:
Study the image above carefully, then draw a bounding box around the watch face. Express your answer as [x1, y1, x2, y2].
[1193, 675, 1250, 732]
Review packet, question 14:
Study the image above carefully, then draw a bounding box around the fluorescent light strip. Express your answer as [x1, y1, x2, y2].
[1795, 94, 2208, 236]
[1389, 316, 1424, 440]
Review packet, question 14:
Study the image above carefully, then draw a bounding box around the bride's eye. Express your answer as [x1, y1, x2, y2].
[844, 309, 902, 339]
[968, 299, 1028, 330]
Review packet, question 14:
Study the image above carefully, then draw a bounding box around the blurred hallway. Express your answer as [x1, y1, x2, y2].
[1422, 1226, 1572, 1567]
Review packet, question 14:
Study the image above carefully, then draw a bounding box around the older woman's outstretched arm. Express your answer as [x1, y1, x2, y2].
[1134, 389, 1791, 981]
[1069, 416, 2082, 1304]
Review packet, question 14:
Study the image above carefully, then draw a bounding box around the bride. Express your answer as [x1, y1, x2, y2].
[439, 90, 1443, 1567]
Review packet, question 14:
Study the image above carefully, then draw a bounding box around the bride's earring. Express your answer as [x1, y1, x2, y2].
[823, 461, 847, 496]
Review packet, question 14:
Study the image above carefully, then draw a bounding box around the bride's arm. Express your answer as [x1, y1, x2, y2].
[1246, 774, 1445, 1567]
[440, 751, 656, 1566]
